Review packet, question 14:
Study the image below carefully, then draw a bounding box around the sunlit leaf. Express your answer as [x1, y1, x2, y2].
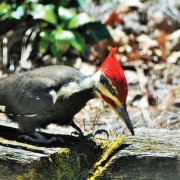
[0, 3, 11, 15]
[54, 29, 74, 41]
[54, 29, 85, 52]
[68, 12, 94, 29]
[58, 6, 76, 21]
[76, 0, 90, 9]
[26, 0, 39, 3]
[53, 29, 73, 54]
[32, 4, 57, 25]
[11, 5, 25, 19]
[104, 0, 113, 3]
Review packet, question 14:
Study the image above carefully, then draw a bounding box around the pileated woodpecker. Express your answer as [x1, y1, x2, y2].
[0, 48, 134, 143]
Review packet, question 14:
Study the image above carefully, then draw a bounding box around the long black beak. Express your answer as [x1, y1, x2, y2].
[116, 103, 134, 135]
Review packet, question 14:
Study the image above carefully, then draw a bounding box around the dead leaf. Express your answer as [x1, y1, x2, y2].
[105, 12, 124, 26]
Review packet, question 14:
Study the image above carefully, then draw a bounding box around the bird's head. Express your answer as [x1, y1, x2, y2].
[92, 47, 134, 135]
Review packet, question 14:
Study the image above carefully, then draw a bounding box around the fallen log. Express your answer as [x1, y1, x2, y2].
[94, 128, 180, 180]
[0, 118, 179, 180]
[0, 123, 102, 180]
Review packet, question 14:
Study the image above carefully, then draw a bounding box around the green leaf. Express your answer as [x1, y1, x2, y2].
[58, 6, 76, 21]
[38, 40, 50, 53]
[31, 4, 57, 25]
[57, 41, 70, 53]
[68, 12, 94, 29]
[77, 0, 90, 9]
[71, 32, 85, 52]
[50, 43, 64, 58]
[54, 29, 73, 53]
[11, 5, 25, 19]
[81, 22, 111, 44]
[54, 29, 74, 42]
[104, 0, 113, 3]
[57, 0, 71, 7]
[25, 0, 39, 3]
[39, 29, 54, 41]
[55, 29, 85, 52]
[0, 3, 11, 15]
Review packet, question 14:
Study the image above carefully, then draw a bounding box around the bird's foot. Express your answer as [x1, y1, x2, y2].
[71, 131, 84, 138]
[85, 129, 109, 139]
[71, 122, 109, 139]
[72, 129, 109, 139]
[18, 132, 64, 144]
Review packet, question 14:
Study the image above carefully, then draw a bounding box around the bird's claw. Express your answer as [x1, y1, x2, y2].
[85, 129, 109, 139]
[71, 131, 84, 137]
[18, 132, 65, 144]
[92, 129, 109, 138]
[71, 129, 109, 139]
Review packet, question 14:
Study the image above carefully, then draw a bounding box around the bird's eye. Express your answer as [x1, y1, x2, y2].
[112, 90, 116, 96]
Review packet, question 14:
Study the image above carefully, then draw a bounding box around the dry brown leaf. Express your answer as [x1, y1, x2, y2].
[105, 12, 124, 26]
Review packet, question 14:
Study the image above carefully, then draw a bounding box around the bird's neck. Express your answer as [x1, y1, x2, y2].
[52, 71, 101, 103]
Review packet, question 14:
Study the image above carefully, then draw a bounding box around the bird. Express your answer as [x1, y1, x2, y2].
[0, 47, 134, 143]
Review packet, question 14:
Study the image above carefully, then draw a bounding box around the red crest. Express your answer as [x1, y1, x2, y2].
[101, 47, 128, 103]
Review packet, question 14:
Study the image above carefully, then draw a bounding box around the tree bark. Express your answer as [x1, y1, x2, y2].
[0, 122, 102, 180]
[95, 128, 180, 180]
[0, 118, 179, 180]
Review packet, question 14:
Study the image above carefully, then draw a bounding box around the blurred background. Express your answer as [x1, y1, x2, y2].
[0, 0, 180, 139]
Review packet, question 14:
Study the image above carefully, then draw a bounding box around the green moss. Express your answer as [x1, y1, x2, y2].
[14, 135, 127, 180]
[50, 148, 79, 180]
[49, 146, 103, 180]
[88, 135, 126, 180]
[140, 144, 162, 152]
[16, 168, 43, 180]
[16, 145, 101, 180]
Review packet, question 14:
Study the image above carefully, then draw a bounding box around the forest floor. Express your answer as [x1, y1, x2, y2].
[0, 0, 180, 140]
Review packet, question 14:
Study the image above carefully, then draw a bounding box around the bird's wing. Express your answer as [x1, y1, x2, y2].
[20, 65, 85, 84]
[2, 65, 86, 115]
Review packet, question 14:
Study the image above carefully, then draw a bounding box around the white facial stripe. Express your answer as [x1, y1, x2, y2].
[103, 72, 117, 92]
[55, 70, 102, 101]
[98, 83, 117, 102]
[95, 83, 123, 108]
[51, 74, 100, 104]
[57, 77, 95, 98]
[56, 81, 81, 99]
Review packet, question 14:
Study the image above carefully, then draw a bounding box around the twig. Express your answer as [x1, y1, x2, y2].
[141, 107, 153, 128]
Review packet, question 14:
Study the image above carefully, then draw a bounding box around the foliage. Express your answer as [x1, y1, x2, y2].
[0, 0, 101, 58]
[34, 4, 94, 58]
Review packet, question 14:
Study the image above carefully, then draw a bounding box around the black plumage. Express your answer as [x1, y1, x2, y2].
[0, 48, 135, 143]
[0, 65, 96, 143]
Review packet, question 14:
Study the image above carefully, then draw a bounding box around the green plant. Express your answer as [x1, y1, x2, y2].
[0, 1, 94, 58]
[0, 0, 112, 61]
[34, 4, 94, 58]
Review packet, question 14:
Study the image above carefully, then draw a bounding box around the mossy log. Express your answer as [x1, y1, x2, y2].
[0, 119, 179, 180]
[95, 128, 180, 180]
[0, 123, 103, 180]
